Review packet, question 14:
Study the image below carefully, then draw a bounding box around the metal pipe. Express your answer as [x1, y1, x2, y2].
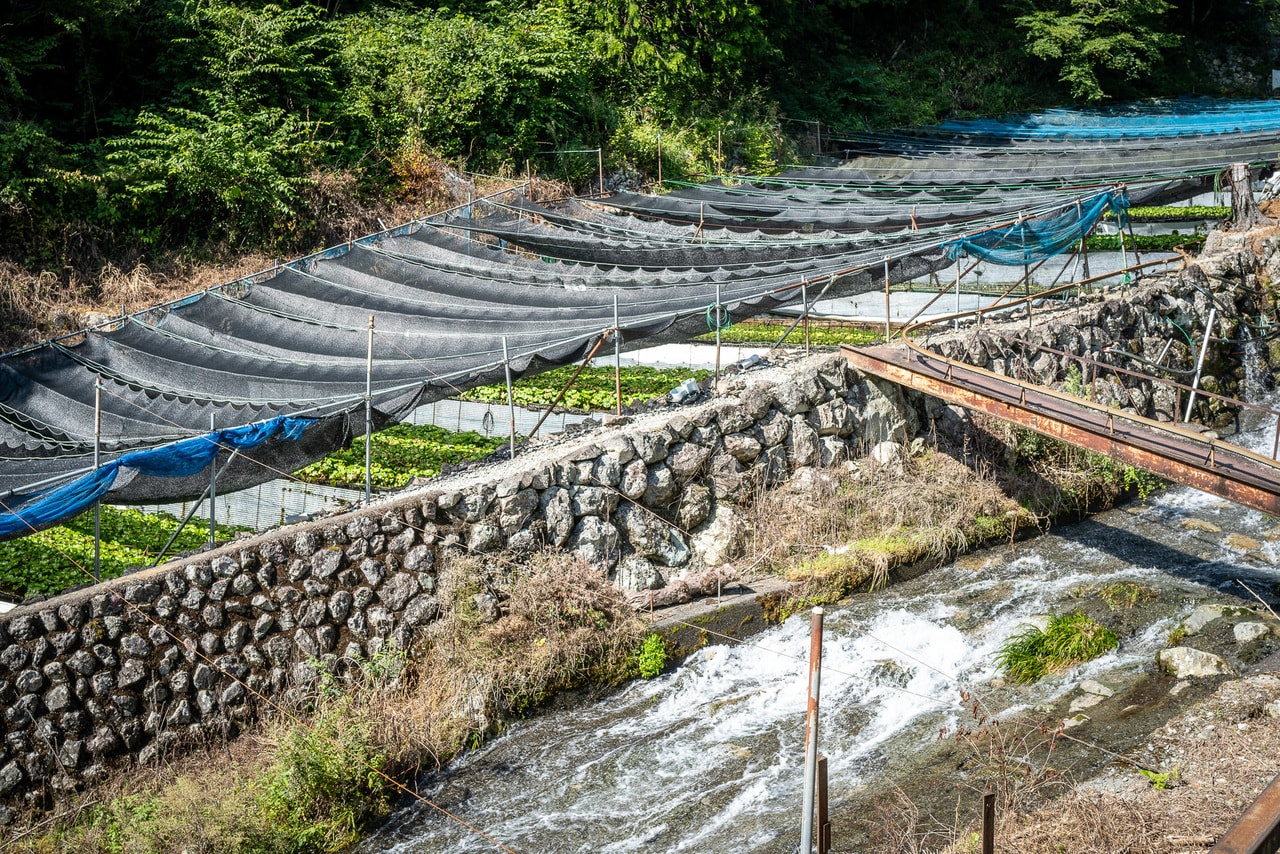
[773, 274, 836, 349]
[502, 336, 517, 459]
[884, 257, 891, 343]
[93, 378, 102, 582]
[526, 333, 611, 442]
[365, 315, 374, 505]
[954, 257, 961, 330]
[714, 283, 723, 390]
[657, 133, 662, 188]
[613, 294, 622, 415]
[800, 606, 825, 853]
[598, 148, 604, 196]
[802, 279, 809, 355]
[1185, 307, 1217, 422]
[208, 411, 217, 548]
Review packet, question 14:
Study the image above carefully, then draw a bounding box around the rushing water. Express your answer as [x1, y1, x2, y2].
[360, 423, 1280, 853]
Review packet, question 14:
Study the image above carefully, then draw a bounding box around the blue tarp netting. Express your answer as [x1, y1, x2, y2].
[942, 190, 1128, 265]
[936, 99, 1280, 140]
[0, 416, 313, 538]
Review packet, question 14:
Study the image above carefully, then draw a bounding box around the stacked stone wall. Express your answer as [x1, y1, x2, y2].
[0, 354, 913, 808]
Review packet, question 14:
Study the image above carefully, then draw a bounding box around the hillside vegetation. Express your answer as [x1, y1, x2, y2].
[2, 0, 1276, 313]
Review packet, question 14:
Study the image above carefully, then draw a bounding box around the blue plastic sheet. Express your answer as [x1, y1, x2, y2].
[0, 415, 315, 538]
[941, 190, 1127, 266]
[936, 99, 1280, 140]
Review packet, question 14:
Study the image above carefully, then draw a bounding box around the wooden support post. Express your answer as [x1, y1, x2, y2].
[982, 791, 995, 854]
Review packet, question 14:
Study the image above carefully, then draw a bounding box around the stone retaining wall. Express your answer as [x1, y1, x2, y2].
[917, 234, 1279, 439]
[0, 353, 914, 808]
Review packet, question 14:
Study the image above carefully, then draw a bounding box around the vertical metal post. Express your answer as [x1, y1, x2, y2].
[365, 315, 374, 506]
[714, 283, 723, 390]
[1185, 307, 1217, 422]
[613, 294, 622, 416]
[717, 129, 723, 173]
[466, 190, 473, 242]
[800, 606, 825, 854]
[502, 336, 517, 459]
[93, 378, 102, 582]
[883, 257, 891, 343]
[954, 257, 962, 330]
[598, 148, 604, 196]
[817, 755, 831, 854]
[1119, 221, 1129, 287]
[657, 133, 663, 188]
[982, 791, 995, 854]
[208, 411, 217, 548]
[802, 279, 810, 355]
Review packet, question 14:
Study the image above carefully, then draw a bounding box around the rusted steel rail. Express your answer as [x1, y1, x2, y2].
[1212, 772, 1280, 854]
[841, 344, 1280, 518]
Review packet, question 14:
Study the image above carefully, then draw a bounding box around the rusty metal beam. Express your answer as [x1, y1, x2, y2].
[843, 346, 1280, 519]
[1212, 772, 1280, 854]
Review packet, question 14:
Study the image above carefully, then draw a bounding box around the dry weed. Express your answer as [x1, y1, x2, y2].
[745, 449, 1017, 599]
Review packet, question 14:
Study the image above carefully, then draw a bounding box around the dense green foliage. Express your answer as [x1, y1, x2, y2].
[295, 423, 507, 489]
[3, 1, 1277, 278]
[0, 506, 240, 599]
[460, 364, 711, 411]
[697, 322, 882, 347]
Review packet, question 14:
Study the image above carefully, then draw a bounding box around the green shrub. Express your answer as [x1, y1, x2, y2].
[996, 611, 1118, 684]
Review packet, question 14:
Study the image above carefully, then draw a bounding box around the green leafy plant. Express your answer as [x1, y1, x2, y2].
[996, 611, 1118, 684]
[695, 322, 880, 347]
[1086, 233, 1205, 253]
[1104, 205, 1228, 222]
[636, 632, 667, 678]
[294, 423, 507, 489]
[461, 365, 711, 412]
[1139, 767, 1177, 790]
[0, 506, 243, 600]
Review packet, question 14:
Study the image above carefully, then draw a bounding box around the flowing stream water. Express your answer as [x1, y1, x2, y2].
[359, 417, 1280, 854]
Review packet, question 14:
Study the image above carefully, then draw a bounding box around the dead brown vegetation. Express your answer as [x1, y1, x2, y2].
[745, 447, 1022, 603]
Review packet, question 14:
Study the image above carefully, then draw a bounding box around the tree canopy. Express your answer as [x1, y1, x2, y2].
[1, 0, 1276, 278]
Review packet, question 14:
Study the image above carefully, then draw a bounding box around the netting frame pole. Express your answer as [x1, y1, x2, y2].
[954, 257, 962, 330]
[209, 411, 217, 548]
[801, 279, 809, 355]
[883, 257, 891, 343]
[598, 148, 604, 196]
[657, 133, 663, 189]
[1185, 307, 1217, 423]
[613, 295, 622, 416]
[502, 336, 517, 460]
[93, 377, 102, 582]
[714, 283, 723, 391]
[365, 315, 374, 506]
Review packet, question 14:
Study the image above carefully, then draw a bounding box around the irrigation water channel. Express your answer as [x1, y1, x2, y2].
[359, 406, 1280, 852]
